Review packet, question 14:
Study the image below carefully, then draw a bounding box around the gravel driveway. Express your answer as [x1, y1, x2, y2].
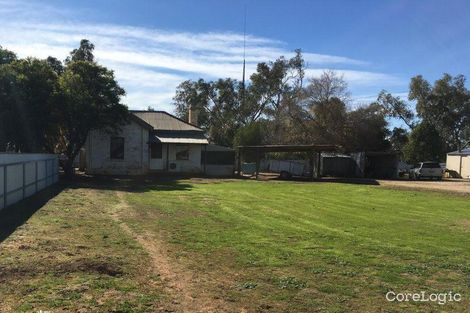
[378, 179, 470, 195]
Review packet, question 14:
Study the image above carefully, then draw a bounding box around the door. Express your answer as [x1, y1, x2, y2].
[462, 155, 470, 178]
[149, 142, 164, 170]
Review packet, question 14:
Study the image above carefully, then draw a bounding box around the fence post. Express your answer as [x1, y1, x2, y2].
[22, 162, 26, 199]
[46, 159, 49, 186]
[4, 165, 7, 209]
[35, 161, 38, 192]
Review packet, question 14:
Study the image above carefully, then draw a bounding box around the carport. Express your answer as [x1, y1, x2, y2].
[236, 144, 337, 180]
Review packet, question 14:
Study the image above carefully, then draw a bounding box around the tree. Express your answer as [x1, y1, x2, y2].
[296, 71, 350, 146]
[233, 120, 266, 147]
[233, 120, 267, 161]
[173, 79, 212, 129]
[307, 97, 348, 145]
[0, 46, 17, 65]
[173, 50, 307, 147]
[0, 41, 128, 175]
[208, 78, 244, 146]
[344, 103, 390, 152]
[389, 127, 409, 152]
[410, 74, 470, 151]
[247, 50, 305, 124]
[0, 56, 59, 152]
[173, 78, 244, 146]
[305, 70, 350, 104]
[57, 41, 128, 176]
[376, 91, 415, 129]
[0, 62, 20, 150]
[13, 58, 60, 152]
[65, 39, 95, 63]
[403, 122, 446, 164]
[46, 56, 64, 75]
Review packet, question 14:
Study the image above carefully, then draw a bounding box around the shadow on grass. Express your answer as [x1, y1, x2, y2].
[0, 183, 65, 244]
[0, 174, 194, 244]
[64, 173, 194, 193]
[245, 173, 380, 185]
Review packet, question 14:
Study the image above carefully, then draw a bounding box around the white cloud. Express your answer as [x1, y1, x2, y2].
[0, 1, 403, 111]
[305, 69, 402, 88]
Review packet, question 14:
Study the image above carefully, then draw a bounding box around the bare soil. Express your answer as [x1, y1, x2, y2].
[378, 179, 470, 195]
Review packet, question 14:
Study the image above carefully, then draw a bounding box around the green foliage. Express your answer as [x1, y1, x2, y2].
[0, 46, 17, 64]
[173, 78, 242, 146]
[344, 103, 390, 152]
[58, 59, 127, 173]
[403, 122, 446, 164]
[233, 121, 266, 147]
[173, 51, 305, 146]
[0, 57, 59, 152]
[46, 56, 64, 75]
[65, 39, 95, 63]
[172, 54, 391, 152]
[308, 97, 348, 145]
[238, 282, 258, 290]
[389, 127, 409, 152]
[277, 277, 307, 290]
[376, 90, 415, 129]
[0, 40, 128, 175]
[410, 73, 470, 151]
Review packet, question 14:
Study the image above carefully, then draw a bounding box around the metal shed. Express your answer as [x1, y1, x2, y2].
[446, 148, 470, 178]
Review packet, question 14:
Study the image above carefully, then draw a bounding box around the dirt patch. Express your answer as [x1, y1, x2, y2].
[56, 258, 124, 277]
[378, 179, 470, 195]
[113, 192, 233, 313]
[454, 219, 470, 230]
[0, 258, 123, 281]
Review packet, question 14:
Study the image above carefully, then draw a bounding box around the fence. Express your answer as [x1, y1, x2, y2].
[0, 154, 59, 210]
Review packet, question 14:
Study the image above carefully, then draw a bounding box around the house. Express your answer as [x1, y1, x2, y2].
[446, 148, 470, 178]
[85, 109, 211, 175]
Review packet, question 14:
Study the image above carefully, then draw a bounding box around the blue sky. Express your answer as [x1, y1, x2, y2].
[1, 0, 469, 113]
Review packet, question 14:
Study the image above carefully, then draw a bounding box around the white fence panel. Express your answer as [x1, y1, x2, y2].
[0, 153, 59, 210]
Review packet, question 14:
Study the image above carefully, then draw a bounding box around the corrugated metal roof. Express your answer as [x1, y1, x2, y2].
[131, 111, 202, 131]
[448, 148, 470, 156]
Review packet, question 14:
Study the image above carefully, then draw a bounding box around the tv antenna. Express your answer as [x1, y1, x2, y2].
[241, 5, 247, 104]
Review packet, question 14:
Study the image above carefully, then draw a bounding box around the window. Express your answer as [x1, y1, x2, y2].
[110, 137, 124, 159]
[150, 142, 163, 159]
[175, 145, 189, 160]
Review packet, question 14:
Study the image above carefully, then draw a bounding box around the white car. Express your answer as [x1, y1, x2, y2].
[410, 162, 443, 180]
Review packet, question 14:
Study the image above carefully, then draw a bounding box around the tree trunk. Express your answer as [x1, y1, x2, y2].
[63, 156, 75, 178]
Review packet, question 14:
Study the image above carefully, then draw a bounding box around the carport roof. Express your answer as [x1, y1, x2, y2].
[237, 144, 337, 153]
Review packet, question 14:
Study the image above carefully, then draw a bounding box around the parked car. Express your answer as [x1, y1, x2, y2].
[410, 162, 443, 180]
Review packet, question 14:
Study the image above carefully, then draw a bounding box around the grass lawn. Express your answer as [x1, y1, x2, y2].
[0, 183, 167, 312]
[1, 177, 469, 312]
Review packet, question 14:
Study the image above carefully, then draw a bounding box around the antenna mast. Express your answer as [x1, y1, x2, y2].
[241, 5, 247, 104]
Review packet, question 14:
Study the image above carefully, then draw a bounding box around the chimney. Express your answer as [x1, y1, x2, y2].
[188, 104, 198, 126]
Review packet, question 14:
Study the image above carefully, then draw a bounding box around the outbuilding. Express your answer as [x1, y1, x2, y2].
[446, 148, 470, 178]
